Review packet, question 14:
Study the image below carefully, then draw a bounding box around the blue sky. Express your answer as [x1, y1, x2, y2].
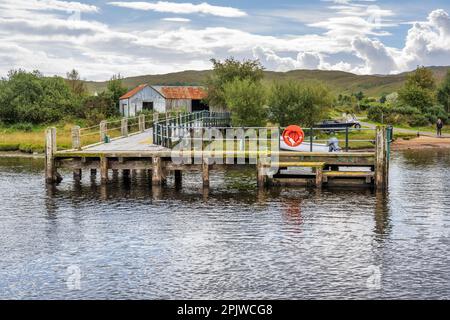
[0, 0, 449, 80]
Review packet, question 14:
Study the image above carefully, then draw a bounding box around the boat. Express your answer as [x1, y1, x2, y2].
[280, 139, 332, 152]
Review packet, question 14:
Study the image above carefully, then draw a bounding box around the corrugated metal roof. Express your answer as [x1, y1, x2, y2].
[120, 84, 147, 100]
[152, 86, 207, 100]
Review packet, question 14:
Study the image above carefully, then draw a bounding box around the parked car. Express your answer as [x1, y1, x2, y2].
[315, 119, 361, 134]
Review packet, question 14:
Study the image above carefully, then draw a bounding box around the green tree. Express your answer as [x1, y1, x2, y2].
[0, 69, 78, 124]
[354, 91, 365, 101]
[103, 74, 127, 116]
[107, 74, 127, 113]
[268, 81, 332, 127]
[205, 57, 264, 110]
[222, 78, 267, 127]
[66, 69, 87, 97]
[437, 70, 450, 113]
[398, 66, 436, 112]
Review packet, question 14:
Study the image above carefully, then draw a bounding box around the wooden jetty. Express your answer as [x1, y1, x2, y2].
[45, 112, 390, 190]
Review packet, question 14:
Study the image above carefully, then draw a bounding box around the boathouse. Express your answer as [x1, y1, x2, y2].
[119, 85, 209, 117]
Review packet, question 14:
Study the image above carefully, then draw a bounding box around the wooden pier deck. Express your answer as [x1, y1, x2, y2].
[45, 113, 390, 190]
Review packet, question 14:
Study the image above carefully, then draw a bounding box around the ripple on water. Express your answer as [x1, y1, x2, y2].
[0, 150, 450, 299]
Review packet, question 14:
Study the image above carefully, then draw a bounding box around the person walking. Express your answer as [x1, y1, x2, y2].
[437, 118, 444, 137]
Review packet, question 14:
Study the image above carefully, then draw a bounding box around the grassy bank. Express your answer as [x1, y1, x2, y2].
[0, 123, 99, 153]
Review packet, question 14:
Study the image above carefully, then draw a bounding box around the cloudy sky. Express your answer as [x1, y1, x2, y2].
[1, 0, 449, 80]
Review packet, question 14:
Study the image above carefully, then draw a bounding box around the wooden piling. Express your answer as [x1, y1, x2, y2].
[100, 120, 107, 142]
[121, 118, 128, 137]
[73, 169, 82, 181]
[152, 157, 163, 186]
[100, 157, 109, 184]
[45, 127, 58, 184]
[71, 126, 81, 150]
[202, 161, 210, 187]
[315, 167, 323, 188]
[375, 126, 388, 190]
[257, 159, 266, 188]
[174, 170, 182, 186]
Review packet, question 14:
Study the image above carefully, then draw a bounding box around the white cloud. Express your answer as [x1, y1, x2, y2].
[0, 0, 99, 14]
[0, 0, 450, 80]
[162, 17, 191, 22]
[108, 1, 247, 18]
[352, 37, 398, 74]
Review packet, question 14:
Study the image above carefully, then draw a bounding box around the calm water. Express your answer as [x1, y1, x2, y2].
[0, 149, 449, 300]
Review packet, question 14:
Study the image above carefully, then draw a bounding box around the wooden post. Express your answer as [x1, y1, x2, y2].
[100, 157, 109, 184]
[375, 126, 387, 190]
[121, 118, 128, 137]
[152, 157, 163, 186]
[139, 114, 145, 132]
[73, 169, 82, 181]
[100, 120, 107, 142]
[153, 112, 159, 123]
[257, 159, 266, 188]
[45, 127, 58, 184]
[315, 167, 323, 188]
[174, 170, 182, 186]
[202, 159, 210, 188]
[71, 126, 81, 150]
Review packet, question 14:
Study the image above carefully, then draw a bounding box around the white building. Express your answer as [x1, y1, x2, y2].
[119, 84, 209, 117]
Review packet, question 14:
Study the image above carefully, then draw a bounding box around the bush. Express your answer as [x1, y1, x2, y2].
[408, 114, 429, 127]
[268, 80, 332, 127]
[223, 78, 267, 127]
[11, 122, 34, 132]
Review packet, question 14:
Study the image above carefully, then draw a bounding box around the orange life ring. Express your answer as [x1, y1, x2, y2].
[282, 125, 305, 147]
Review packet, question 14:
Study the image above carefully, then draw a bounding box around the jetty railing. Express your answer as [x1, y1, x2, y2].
[152, 111, 232, 147]
[70, 111, 187, 150]
[152, 111, 393, 153]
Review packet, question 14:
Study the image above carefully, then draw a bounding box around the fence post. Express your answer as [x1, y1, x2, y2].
[345, 127, 349, 152]
[310, 127, 314, 152]
[375, 126, 388, 190]
[153, 112, 159, 124]
[45, 127, 57, 184]
[71, 126, 81, 150]
[121, 118, 128, 137]
[139, 114, 145, 132]
[100, 120, 107, 142]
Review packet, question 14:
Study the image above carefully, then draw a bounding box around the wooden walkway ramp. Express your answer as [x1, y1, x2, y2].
[83, 130, 169, 153]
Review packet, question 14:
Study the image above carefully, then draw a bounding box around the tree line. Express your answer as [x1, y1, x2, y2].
[1, 60, 449, 130]
[205, 58, 332, 127]
[0, 69, 128, 127]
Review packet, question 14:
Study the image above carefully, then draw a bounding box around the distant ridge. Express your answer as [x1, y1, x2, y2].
[84, 66, 450, 97]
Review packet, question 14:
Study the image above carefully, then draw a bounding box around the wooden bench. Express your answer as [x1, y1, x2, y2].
[261, 162, 326, 187]
[263, 162, 326, 168]
[323, 171, 374, 183]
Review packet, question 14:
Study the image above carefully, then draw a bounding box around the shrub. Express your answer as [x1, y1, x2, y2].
[10, 123, 34, 132]
[268, 80, 332, 127]
[408, 114, 429, 127]
[223, 78, 267, 127]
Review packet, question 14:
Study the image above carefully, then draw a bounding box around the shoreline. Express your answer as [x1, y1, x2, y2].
[391, 136, 450, 150]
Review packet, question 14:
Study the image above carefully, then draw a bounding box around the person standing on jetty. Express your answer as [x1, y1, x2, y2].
[436, 118, 444, 137]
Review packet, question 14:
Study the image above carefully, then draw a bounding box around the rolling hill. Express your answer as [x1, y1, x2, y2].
[84, 66, 450, 98]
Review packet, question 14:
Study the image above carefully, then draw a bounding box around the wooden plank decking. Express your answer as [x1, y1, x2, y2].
[46, 124, 388, 189]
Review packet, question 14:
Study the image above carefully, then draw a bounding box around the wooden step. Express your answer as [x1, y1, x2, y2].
[323, 171, 374, 183]
[264, 162, 326, 168]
